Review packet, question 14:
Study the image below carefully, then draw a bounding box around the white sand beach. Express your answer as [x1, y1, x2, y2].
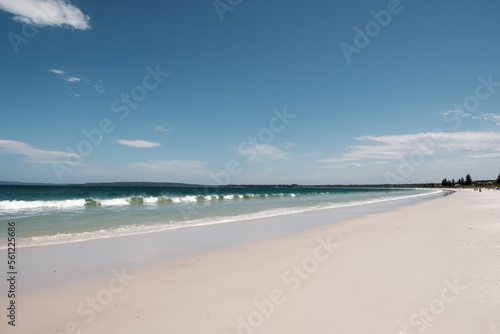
[3, 189, 500, 333]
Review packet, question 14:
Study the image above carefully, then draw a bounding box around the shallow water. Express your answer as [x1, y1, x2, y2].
[0, 185, 439, 248]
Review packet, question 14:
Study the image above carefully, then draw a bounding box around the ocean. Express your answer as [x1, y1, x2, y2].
[0, 185, 440, 249]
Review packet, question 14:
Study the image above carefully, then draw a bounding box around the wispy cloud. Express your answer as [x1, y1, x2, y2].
[0, 139, 79, 164]
[254, 144, 288, 161]
[483, 113, 500, 126]
[65, 76, 81, 83]
[238, 143, 296, 163]
[49, 68, 65, 75]
[467, 153, 500, 159]
[440, 110, 471, 118]
[319, 131, 500, 164]
[343, 161, 391, 168]
[154, 124, 172, 134]
[93, 84, 105, 94]
[49, 68, 79, 83]
[0, 0, 90, 30]
[49, 68, 104, 94]
[116, 140, 161, 148]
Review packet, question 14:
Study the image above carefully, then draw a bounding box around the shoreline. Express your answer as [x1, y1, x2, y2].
[3, 189, 499, 333]
[8, 189, 446, 292]
[1, 188, 439, 250]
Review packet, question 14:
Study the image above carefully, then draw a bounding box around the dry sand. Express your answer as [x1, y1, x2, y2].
[2, 189, 500, 333]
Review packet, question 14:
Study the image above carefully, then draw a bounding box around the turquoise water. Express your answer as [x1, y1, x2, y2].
[0, 185, 439, 248]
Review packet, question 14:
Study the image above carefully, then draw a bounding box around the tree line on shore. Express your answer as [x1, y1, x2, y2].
[441, 173, 500, 187]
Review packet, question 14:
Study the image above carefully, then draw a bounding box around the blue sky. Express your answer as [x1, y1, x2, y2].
[0, 0, 499, 185]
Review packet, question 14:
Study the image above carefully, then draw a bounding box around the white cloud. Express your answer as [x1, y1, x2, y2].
[49, 68, 76, 83]
[0, 0, 90, 30]
[319, 131, 500, 164]
[65, 76, 80, 82]
[467, 153, 500, 159]
[48, 68, 65, 74]
[343, 161, 391, 168]
[255, 144, 288, 161]
[116, 140, 161, 148]
[440, 110, 471, 118]
[49, 68, 104, 94]
[154, 125, 172, 134]
[238, 143, 294, 163]
[483, 113, 500, 126]
[0, 139, 79, 164]
[93, 84, 105, 94]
